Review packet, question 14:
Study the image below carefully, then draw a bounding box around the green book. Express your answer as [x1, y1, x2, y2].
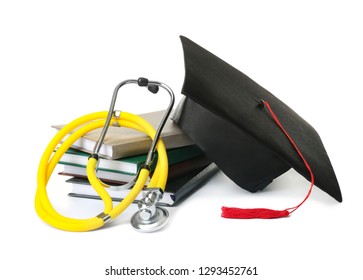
[59, 146, 204, 175]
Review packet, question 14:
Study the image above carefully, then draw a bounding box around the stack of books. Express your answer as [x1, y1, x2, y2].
[55, 110, 219, 206]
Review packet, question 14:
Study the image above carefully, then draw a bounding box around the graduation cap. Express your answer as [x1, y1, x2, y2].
[173, 36, 342, 219]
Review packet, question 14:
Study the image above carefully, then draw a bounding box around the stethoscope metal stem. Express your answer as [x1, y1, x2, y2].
[93, 78, 175, 168]
[145, 81, 175, 165]
[93, 79, 137, 155]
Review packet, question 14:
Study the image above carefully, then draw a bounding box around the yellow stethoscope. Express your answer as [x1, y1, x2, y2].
[35, 78, 175, 232]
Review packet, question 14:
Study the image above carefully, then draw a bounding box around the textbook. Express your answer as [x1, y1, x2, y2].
[59, 154, 212, 184]
[59, 145, 205, 175]
[52, 110, 194, 159]
[67, 163, 219, 206]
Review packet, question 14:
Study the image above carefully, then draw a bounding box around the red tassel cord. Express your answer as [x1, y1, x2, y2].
[221, 100, 315, 219]
[221, 207, 290, 219]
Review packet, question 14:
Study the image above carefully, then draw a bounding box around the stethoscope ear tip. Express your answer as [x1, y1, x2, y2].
[130, 206, 169, 233]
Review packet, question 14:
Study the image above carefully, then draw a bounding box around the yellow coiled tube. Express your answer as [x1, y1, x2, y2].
[35, 111, 168, 232]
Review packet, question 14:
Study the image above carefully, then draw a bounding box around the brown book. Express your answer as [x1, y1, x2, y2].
[52, 110, 194, 159]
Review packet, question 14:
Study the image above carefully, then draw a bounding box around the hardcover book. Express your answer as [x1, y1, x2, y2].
[59, 145, 205, 175]
[59, 154, 212, 183]
[67, 163, 220, 206]
[53, 110, 194, 159]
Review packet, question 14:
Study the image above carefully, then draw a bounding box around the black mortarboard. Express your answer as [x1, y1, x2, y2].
[173, 36, 342, 209]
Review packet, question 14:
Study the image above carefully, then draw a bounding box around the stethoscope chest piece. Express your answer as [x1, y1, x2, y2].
[131, 207, 169, 233]
[130, 189, 169, 232]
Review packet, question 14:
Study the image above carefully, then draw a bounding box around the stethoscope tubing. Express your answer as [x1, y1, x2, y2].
[35, 111, 168, 232]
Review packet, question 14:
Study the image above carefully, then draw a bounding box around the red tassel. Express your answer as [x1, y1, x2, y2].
[221, 207, 290, 219]
[221, 100, 315, 220]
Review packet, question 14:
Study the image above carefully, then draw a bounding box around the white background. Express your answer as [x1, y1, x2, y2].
[1, 0, 362, 279]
